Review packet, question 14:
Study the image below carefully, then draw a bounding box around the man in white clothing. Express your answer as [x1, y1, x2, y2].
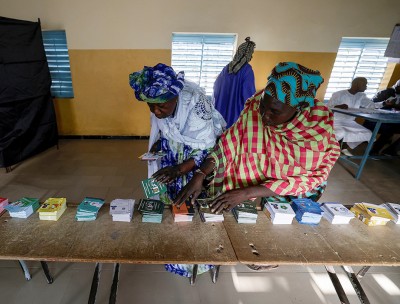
[328, 77, 393, 154]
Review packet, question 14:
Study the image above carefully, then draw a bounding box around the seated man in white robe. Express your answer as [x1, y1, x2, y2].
[328, 77, 390, 155]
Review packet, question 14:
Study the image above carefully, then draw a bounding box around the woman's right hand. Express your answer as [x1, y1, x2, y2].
[150, 140, 161, 153]
[174, 173, 204, 207]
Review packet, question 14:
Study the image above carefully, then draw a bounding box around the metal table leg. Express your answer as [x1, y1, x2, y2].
[109, 263, 120, 304]
[357, 266, 371, 279]
[355, 121, 381, 180]
[18, 260, 31, 281]
[40, 261, 54, 284]
[211, 265, 220, 284]
[342, 266, 370, 304]
[325, 266, 350, 304]
[190, 264, 198, 285]
[88, 263, 102, 304]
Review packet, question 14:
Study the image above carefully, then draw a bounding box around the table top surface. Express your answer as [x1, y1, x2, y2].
[332, 108, 400, 123]
[223, 211, 400, 266]
[1, 207, 399, 266]
[0, 206, 237, 265]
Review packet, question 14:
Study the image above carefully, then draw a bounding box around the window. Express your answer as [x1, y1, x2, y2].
[324, 38, 389, 100]
[171, 33, 237, 95]
[42, 30, 74, 98]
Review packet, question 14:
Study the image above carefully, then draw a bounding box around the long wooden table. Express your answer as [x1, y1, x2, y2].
[1, 206, 399, 304]
[1, 206, 399, 266]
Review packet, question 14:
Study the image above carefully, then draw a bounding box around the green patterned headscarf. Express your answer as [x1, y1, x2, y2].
[264, 62, 324, 108]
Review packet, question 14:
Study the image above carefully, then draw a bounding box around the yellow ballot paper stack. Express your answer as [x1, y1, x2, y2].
[38, 198, 67, 221]
[350, 202, 394, 226]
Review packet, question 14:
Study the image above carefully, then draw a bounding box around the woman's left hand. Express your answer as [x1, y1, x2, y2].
[209, 189, 248, 214]
[152, 166, 181, 184]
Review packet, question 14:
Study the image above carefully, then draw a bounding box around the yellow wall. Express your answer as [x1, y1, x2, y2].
[54, 49, 337, 135]
[54, 50, 171, 136]
[389, 64, 400, 87]
[1, 0, 399, 135]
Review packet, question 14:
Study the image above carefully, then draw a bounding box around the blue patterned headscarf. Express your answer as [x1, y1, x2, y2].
[264, 62, 324, 108]
[129, 63, 185, 103]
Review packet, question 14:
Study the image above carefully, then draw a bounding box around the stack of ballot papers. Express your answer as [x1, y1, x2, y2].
[321, 202, 354, 224]
[0, 197, 9, 213]
[139, 152, 166, 161]
[350, 202, 394, 226]
[172, 201, 195, 222]
[75, 197, 105, 221]
[38, 198, 67, 221]
[263, 200, 295, 224]
[232, 200, 258, 223]
[382, 203, 400, 224]
[141, 178, 167, 198]
[138, 199, 164, 223]
[197, 199, 224, 222]
[5, 197, 40, 218]
[292, 198, 323, 225]
[109, 199, 135, 222]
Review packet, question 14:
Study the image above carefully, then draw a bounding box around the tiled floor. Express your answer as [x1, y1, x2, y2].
[0, 139, 399, 304]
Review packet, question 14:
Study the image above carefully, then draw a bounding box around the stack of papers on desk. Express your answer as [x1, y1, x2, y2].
[381, 203, 400, 224]
[321, 202, 354, 224]
[141, 178, 167, 198]
[5, 197, 40, 218]
[76, 197, 105, 221]
[263, 200, 295, 224]
[109, 199, 135, 222]
[197, 199, 224, 223]
[138, 199, 164, 223]
[232, 200, 258, 223]
[0, 197, 8, 214]
[172, 201, 195, 222]
[350, 202, 393, 226]
[292, 198, 323, 226]
[38, 198, 67, 221]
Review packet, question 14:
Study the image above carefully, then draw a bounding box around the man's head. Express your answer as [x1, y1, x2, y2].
[350, 77, 368, 93]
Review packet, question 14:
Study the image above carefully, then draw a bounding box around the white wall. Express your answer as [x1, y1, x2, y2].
[0, 0, 398, 51]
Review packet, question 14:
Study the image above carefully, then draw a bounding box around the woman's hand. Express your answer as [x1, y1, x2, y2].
[152, 166, 181, 184]
[209, 188, 249, 214]
[149, 140, 161, 153]
[174, 173, 205, 207]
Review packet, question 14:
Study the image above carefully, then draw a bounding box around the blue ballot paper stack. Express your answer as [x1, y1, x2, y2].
[291, 198, 323, 226]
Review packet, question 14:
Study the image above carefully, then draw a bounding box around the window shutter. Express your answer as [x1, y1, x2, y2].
[42, 30, 74, 98]
[172, 33, 236, 95]
[324, 38, 389, 100]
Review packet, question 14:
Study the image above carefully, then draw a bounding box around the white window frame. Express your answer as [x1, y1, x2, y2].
[324, 37, 389, 101]
[171, 33, 237, 96]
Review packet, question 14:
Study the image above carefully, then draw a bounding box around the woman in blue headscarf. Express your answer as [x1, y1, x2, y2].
[129, 63, 226, 278]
